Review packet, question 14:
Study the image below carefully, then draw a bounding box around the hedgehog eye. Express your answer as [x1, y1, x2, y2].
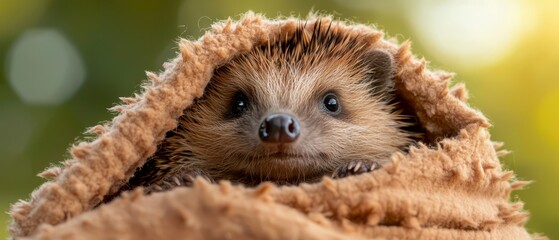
[230, 92, 249, 118]
[321, 93, 342, 115]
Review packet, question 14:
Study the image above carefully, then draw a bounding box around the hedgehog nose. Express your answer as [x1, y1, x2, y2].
[259, 114, 300, 143]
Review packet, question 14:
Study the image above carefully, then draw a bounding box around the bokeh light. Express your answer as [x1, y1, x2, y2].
[408, 0, 534, 68]
[6, 29, 86, 105]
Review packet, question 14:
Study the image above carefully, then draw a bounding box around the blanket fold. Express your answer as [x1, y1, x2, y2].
[9, 12, 532, 239]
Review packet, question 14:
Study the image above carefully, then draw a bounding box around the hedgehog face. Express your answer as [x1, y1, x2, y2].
[176, 45, 410, 184]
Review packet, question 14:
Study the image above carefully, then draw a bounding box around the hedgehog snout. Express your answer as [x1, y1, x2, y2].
[259, 113, 300, 144]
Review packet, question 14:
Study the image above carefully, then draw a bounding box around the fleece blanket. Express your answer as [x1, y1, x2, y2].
[9, 12, 533, 239]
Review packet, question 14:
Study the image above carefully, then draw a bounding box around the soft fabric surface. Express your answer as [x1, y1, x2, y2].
[9, 12, 533, 239]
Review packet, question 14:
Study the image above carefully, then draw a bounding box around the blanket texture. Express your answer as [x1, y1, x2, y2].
[9, 12, 533, 239]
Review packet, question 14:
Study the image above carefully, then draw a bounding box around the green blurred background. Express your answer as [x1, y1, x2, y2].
[1, 0, 557, 238]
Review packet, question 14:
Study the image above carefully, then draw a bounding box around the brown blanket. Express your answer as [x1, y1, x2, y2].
[9, 12, 534, 239]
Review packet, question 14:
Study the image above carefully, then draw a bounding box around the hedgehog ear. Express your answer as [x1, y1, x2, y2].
[361, 49, 396, 95]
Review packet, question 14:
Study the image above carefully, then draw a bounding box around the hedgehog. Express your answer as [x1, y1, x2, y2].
[121, 21, 417, 194]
